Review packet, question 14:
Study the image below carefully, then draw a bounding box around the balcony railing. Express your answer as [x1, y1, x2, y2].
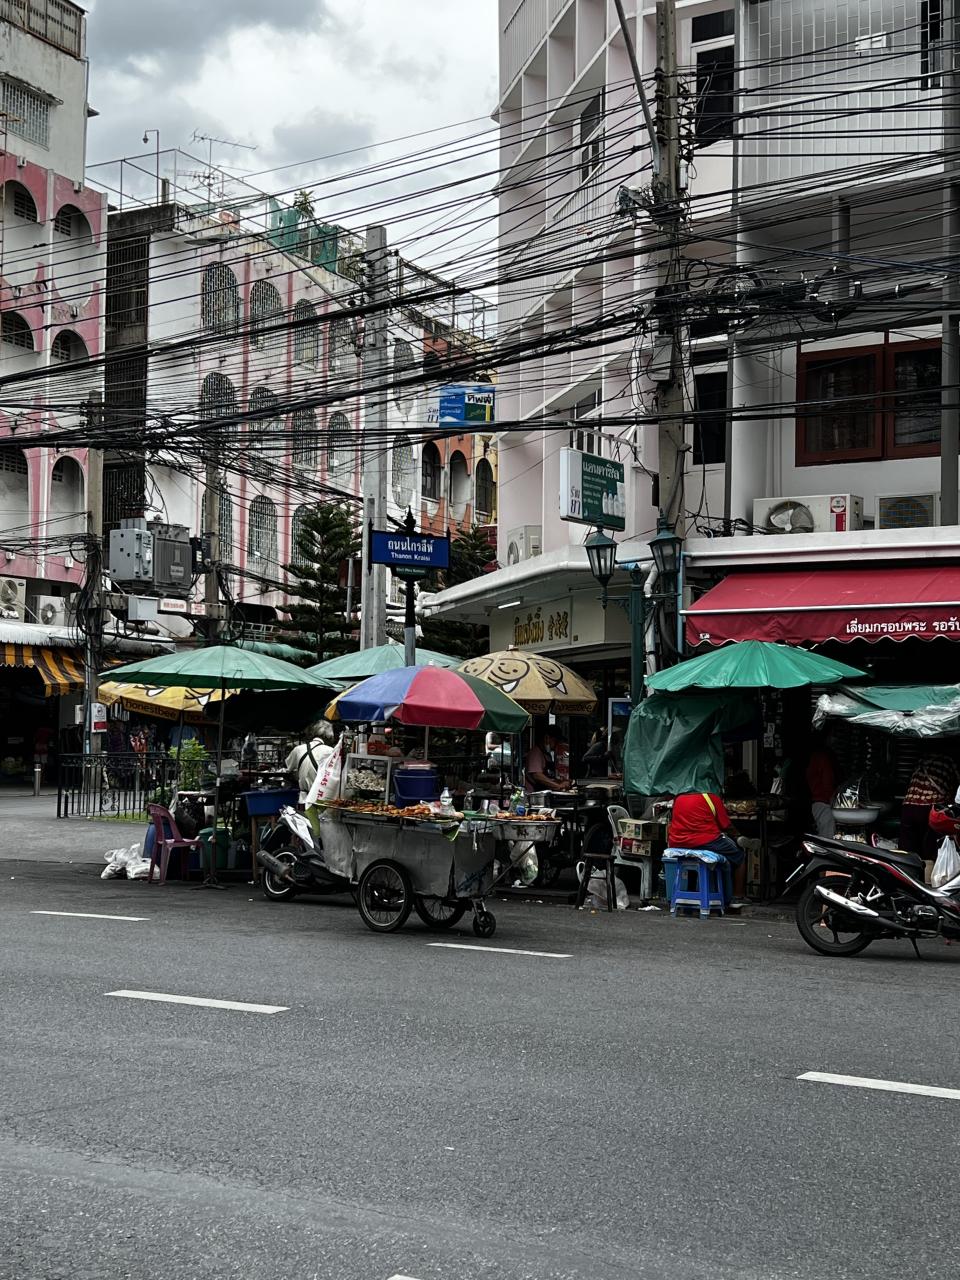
[0, 0, 84, 58]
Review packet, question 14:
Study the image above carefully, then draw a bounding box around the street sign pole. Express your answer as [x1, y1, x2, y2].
[401, 509, 417, 667]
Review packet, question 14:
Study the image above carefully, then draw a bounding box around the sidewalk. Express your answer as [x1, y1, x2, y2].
[0, 792, 145, 864]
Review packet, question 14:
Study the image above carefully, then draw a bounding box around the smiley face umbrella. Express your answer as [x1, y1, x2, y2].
[459, 651, 597, 715]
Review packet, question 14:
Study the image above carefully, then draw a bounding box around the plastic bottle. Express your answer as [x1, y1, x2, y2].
[439, 787, 453, 815]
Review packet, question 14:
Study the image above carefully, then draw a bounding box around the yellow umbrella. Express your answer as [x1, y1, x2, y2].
[459, 650, 597, 715]
[97, 681, 235, 725]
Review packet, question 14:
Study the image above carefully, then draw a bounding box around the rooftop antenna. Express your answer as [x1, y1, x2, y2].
[190, 131, 258, 203]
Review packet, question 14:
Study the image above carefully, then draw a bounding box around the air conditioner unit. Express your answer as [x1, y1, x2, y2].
[31, 594, 67, 626]
[73, 180, 83, 193]
[753, 494, 863, 535]
[0, 576, 26, 620]
[505, 524, 542, 565]
[16, 156, 26, 168]
[876, 492, 940, 530]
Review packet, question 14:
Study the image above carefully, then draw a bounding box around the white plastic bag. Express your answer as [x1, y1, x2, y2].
[932, 836, 960, 888]
[101, 843, 158, 881]
[305, 737, 343, 806]
[577, 861, 629, 909]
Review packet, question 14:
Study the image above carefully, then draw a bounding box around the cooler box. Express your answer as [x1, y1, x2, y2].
[393, 766, 439, 805]
[240, 788, 298, 816]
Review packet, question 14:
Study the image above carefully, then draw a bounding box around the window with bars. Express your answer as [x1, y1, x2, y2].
[200, 263, 240, 333]
[2, 79, 50, 148]
[106, 233, 148, 340]
[292, 406, 317, 467]
[1, 311, 34, 350]
[293, 298, 318, 366]
[329, 317, 355, 372]
[53, 204, 88, 238]
[921, 1, 944, 85]
[247, 386, 279, 450]
[393, 338, 415, 402]
[291, 504, 311, 569]
[391, 433, 415, 506]
[327, 411, 355, 485]
[0, 1, 84, 58]
[250, 279, 283, 352]
[8, 182, 38, 222]
[0, 446, 27, 474]
[248, 495, 278, 571]
[199, 372, 237, 447]
[51, 329, 86, 363]
[421, 441, 442, 501]
[797, 340, 942, 464]
[201, 484, 234, 564]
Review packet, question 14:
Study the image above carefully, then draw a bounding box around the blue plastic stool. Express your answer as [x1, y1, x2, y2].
[668, 853, 726, 918]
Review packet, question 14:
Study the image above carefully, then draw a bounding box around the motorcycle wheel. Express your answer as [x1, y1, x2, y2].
[796, 876, 875, 956]
[357, 859, 413, 933]
[261, 849, 298, 902]
[413, 895, 468, 930]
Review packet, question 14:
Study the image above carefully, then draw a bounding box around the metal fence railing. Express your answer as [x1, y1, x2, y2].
[57, 753, 176, 820]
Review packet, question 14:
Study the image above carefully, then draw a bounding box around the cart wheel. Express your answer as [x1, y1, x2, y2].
[414, 895, 468, 930]
[472, 909, 497, 939]
[261, 850, 298, 902]
[357, 859, 413, 933]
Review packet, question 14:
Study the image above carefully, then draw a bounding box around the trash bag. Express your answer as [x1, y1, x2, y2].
[515, 847, 539, 885]
[102, 844, 158, 881]
[932, 836, 960, 888]
[577, 861, 629, 909]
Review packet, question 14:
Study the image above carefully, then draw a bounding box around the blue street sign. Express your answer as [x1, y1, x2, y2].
[370, 529, 449, 573]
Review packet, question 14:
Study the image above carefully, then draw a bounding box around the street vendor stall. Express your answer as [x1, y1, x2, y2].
[319, 666, 559, 935]
[625, 641, 867, 898]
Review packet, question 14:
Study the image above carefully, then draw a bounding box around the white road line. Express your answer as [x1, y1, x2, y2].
[387, 1274, 424, 1279]
[427, 942, 572, 959]
[106, 990, 288, 1014]
[798, 1071, 960, 1101]
[31, 910, 148, 922]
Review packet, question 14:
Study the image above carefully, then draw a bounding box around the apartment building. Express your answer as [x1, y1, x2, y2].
[0, 0, 105, 625]
[425, 0, 960, 686]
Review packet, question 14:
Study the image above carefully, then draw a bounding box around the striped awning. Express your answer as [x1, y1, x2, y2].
[0, 643, 85, 696]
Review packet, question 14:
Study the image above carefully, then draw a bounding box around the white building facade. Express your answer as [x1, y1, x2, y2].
[426, 0, 960, 684]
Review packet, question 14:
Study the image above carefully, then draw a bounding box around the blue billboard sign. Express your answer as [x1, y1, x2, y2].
[437, 384, 495, 425]
[370, 529, 450, 574]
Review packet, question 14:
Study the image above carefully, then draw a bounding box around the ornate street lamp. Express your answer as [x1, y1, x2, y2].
[649, 516, 682, 583]
[585, 528, 618, 607]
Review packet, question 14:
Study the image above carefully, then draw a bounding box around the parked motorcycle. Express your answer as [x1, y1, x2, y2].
[255, 805, 352, 901]
[787, 833, 960, 957]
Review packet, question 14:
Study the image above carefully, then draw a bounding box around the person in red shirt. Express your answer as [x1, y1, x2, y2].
[667, 790, 747, 906]
[805, 734, 836, 838]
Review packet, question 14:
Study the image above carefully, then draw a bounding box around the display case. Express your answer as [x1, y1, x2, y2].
[342, 753, 397, 802]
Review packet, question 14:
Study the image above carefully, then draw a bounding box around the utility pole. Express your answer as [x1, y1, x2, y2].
[203, 458, 221, 641]
[82, 392, 104, 760]
[360, 224, 389, 650]
[942, 0, 960, 525]
[401, 508, 417, 668]
[653, 0, 688, 538]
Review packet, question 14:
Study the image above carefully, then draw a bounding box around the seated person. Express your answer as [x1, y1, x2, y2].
[667, 789, 748, 908]
[524, 731, 570, 793]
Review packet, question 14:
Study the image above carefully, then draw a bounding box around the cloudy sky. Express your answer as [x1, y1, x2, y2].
[83, 0, 499, 263]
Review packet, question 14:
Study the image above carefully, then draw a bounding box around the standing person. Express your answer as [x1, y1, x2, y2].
[899, 752, 958, 879]
[524, 730, 569, 793]
[667, 789, 748, 908]
[805, 732, 836, 839]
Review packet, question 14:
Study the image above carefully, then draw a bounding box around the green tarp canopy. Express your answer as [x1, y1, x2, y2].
[623, 692, 757, 796]
[814, 683, 960, 737]
[645, 640, 864, 692]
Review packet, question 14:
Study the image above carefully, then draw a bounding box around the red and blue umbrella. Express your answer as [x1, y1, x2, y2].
[325, 665, 530, 733]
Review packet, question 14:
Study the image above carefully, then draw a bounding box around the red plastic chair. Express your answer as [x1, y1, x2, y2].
[147, 803, 203, 885]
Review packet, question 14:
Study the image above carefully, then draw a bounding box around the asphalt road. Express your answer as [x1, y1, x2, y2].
[3, 860, 959, 1280]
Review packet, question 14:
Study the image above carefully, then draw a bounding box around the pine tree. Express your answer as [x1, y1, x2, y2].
[281, 502, 359, 661]
[419, 524, 495, 660]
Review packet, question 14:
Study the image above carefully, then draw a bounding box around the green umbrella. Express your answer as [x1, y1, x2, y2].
[645, 640, 866, 693]
[106, 646, 332, 887]
[309, 640, 458, 687]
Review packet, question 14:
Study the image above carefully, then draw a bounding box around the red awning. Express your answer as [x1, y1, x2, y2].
[685, 566, 960, 647]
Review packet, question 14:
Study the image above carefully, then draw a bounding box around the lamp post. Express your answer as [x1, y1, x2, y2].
[586, 515, 684, 707]
[142, 129, 160, 205]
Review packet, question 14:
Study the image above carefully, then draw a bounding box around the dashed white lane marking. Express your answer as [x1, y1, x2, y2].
[32, 910, 148, 922]
[427, 942, 572, 959]
[106, 990, 288, 1014]
[387, 1274, 424, 1279]
[798, 1071, 960, 1101]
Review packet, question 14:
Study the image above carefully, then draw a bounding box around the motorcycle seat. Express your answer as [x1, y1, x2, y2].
[811, 835, 924, 876]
